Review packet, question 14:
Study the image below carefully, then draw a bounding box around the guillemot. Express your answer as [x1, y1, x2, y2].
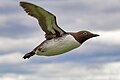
[20, 2, 99, 59]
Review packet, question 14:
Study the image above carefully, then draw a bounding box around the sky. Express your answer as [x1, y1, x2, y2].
[0, 0, 120, 80]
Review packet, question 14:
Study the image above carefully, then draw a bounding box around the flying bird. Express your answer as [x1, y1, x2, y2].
[20, 2, 99, 59]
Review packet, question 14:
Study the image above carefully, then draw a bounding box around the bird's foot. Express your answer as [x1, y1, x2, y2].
[23, 51, 35, 59]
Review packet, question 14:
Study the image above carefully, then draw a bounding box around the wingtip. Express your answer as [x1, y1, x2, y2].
[19, 1, 30, 8]
[19, 1, 28, 6]
[20, 1, 27, 4]
[20, 1, 33, 5]
[19, 1, 24, 4]
[19, 1, 24, 6]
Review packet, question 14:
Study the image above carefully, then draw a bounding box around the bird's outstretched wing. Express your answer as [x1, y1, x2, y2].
[20, 2, 66, 39]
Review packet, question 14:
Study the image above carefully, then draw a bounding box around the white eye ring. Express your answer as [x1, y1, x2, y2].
[83, 32, 87, 35]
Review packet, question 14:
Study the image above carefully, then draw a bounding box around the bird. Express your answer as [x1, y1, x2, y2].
[20, 2, 99, 59]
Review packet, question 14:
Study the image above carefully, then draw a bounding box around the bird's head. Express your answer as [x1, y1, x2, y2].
[72, 30, 99, 44]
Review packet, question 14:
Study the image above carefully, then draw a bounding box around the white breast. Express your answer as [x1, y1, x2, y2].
[35, 35, 81, 56]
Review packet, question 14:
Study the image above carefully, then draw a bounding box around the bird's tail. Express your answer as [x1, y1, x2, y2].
[23, 51, 35, 59]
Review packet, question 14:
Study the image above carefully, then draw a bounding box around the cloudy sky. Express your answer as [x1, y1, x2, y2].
[0, 0, 120, 80]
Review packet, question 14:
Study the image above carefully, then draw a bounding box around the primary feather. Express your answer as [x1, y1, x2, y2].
[20, 2, 66, 39]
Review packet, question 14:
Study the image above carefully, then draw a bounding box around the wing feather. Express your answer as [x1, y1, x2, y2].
[20, 2, 66, 39]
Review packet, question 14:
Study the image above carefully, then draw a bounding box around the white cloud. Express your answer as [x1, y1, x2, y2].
[0, 62, 120, 80]
[89, 30, 120, 45]
[0, 0, 17, 7]
[0, 52, 23, 64]
[0, 74, 24, 80]
[57, 10, 120, 31]
[0, 15, 8, 27]
[0, 35, 42, 53]
[67, 0, 120, 9]
[0, 13, 36, 28]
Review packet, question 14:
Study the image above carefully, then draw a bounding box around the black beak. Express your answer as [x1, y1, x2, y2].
[92, 34, 100, 37]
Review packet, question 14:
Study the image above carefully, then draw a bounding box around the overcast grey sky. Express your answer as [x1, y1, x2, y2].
[0, 0, 120, 80]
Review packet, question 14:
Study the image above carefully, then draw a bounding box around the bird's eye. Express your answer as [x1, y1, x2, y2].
[83, 32, 87, 35]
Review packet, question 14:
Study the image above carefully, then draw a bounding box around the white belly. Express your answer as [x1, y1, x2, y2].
[35, 35, 81, 56]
